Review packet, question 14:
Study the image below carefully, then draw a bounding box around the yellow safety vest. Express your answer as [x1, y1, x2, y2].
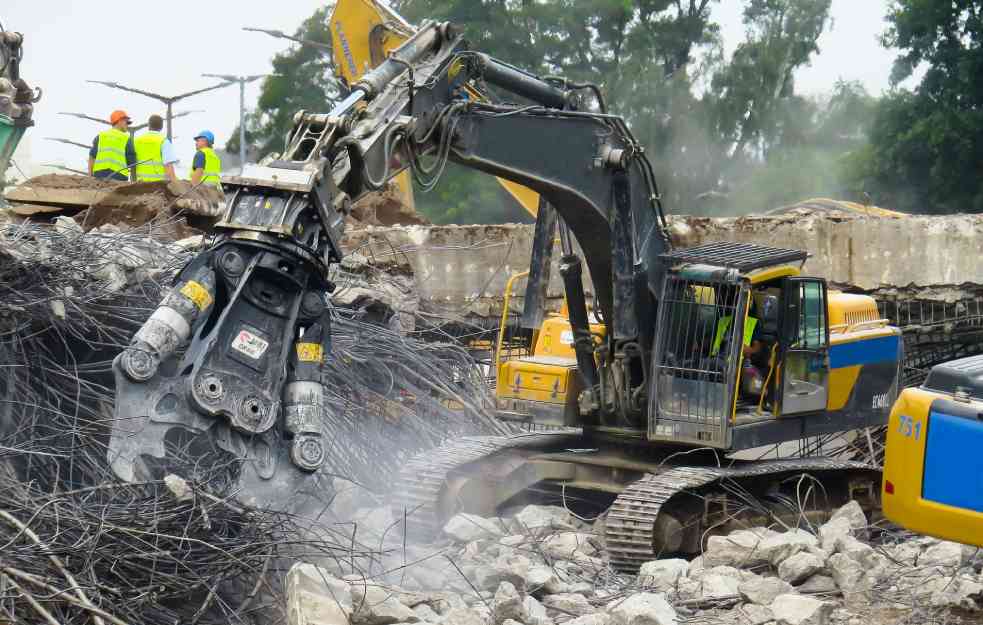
[93, 128, 131, 179]
[133, 132, 167, 181]
[192, 147, 222, 188]
[710, 315, 758, 357]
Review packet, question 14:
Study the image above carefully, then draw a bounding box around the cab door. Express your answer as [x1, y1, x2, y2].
[778, 278, 830, 414]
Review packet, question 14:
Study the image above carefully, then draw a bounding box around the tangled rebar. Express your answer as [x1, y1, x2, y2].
[0, 217, 508, 623]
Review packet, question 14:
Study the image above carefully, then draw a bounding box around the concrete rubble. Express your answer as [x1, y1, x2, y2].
[287, 501, 983, 625]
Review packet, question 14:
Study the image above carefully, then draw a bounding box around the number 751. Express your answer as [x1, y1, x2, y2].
[898, 414, 921, 440]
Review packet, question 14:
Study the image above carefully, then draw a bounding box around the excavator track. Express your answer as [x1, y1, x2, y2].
[606, 458, 878, 572]
[394, 436, 879, 573]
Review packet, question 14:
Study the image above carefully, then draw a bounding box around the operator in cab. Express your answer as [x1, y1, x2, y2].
[89, 110, 136, 181]
[710, 296, 773, 400]
[189, 130, 222, 189]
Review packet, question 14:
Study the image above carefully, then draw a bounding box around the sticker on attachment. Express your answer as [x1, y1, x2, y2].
[232, 329, 269, 359]
[180, 280, 213, 311]
[296, 342, 324, 363]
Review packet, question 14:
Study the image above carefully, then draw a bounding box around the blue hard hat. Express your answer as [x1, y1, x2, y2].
[194, 130, 215, 144]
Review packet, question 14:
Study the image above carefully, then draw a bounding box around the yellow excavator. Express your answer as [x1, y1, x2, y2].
[107, 2, 910, 574]
[882, 355, 983, 547]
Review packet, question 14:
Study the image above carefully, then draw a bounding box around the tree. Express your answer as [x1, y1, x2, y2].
[847, 1, 983, 213]
[707, 0, 831, 164]
[394, 0, 724, 217]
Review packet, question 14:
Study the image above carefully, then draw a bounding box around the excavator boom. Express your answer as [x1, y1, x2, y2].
[0, 25, 38, 188]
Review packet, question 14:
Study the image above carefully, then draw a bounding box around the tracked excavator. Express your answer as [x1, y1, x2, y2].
[107, 11, 904, 570]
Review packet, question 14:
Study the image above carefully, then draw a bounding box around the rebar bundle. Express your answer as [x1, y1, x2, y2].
[0, 217, 507, 623]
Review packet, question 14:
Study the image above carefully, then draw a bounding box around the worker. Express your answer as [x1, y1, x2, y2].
[88, 110, 136, 181]
[133, 114, 178, 182]
[710, 303, 761, 360]
[190, 130, 222, 188]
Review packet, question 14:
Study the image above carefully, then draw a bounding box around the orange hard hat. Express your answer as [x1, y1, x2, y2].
[109, 110, 131, 125]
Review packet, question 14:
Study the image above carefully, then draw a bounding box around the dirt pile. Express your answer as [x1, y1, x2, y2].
[350, 180, 430, 227]
[2, 173, 225, 236]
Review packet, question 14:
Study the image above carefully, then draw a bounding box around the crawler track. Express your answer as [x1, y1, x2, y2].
[394, 436, 879, 573]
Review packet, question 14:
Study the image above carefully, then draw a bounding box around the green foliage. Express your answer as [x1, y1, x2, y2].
[242, 0, 878, 221]
[846, 1, 983, 213]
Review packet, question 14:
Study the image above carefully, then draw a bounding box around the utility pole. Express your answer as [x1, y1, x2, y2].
[86, 80, 234, 140]
[201, 73, 268, 173]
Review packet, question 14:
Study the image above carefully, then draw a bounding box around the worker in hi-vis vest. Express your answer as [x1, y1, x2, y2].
[710, 307, 763, 360]
[189, 130, 222, 189]
[133, 115, 178, 182]
[88, 110, 136, 181]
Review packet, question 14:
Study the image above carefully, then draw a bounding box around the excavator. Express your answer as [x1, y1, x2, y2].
[882, 355, 983, 548]
[0, 22, 38, 189]
[107, 6, 906, 571]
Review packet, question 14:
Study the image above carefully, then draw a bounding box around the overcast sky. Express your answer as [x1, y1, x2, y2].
[6, 0, 901, 177]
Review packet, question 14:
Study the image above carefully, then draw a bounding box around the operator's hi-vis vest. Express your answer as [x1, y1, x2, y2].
[710, 315, 758, 357]
[133, 132, 167, 181]
[93, 128, 131, 178]
[192, 147, 222, 188]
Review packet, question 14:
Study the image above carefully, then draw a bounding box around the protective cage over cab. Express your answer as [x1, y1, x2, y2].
[647, 241, 902, 451]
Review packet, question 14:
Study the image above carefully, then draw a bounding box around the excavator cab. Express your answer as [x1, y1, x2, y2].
[648, 242, 901, 451]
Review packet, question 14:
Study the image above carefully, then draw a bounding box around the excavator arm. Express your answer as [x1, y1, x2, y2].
[108, 18, 670, 504]
[0, 23, 39, 188]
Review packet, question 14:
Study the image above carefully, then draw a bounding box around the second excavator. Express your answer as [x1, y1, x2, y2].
[108, 8, 902, 570]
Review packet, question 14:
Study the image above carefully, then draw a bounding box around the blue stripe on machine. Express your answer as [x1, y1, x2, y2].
[922, 410, 983, 513]
[829, 335, 900, 368]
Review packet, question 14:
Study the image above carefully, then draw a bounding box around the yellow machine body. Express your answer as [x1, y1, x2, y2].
[882, 361, 983, 547]
[496, 314, 606, 426]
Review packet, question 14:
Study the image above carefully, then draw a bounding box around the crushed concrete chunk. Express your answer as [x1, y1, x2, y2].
[439, 607, 485, 625]
[349, 581, 417, 625]
[738, 604, 774, 625]
[759, 530, 819, 565]
[163, 473, 192, 502]
[523, 595, 552, 625]
[778, 552, 825, 585]
[770, 593, 833, 625]
[513, 505, 578, 533]
[543, 531, 597, 560]
[817, 517, 853, 552]
[927, 575, 983, 610]
[542, 593, 595, 617]
[921, 540, 965, 568]
[638, 558, 689, 591]
[607, 592, 677, 625]
[565, 615, 611, 625]
[443, 513, 505, 542]
[797, 575, 837, 594]
[286, 563, 353, 625]
[739, 576, 794, 605]
[829, 501, 867, 532]
[492, 582, 525, 623]
[704, 528, 777, 568]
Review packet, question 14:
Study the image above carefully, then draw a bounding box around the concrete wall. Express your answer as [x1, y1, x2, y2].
[342, 211, 983, 320]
